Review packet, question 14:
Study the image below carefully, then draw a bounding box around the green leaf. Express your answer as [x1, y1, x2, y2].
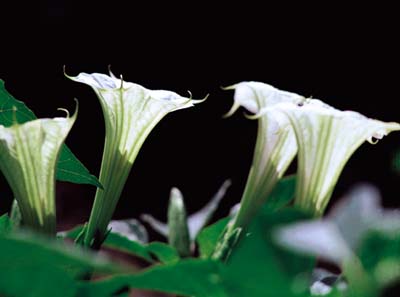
[197, 218, 229, 258]
[224, 208, 314, 297]
[0, 214, 12, 234]
[103, 232, 155, 262]
[104, 233, 179, 264]
[0, 266, 78, 297]
[0, 232, 118, 281]
[146, 242, 180, 264]
[56, 145, 102, 187]
[65, 226, 179, 264]
[78, 209, 315, 297]
[79, 259, 227, 297]
[264, 175, 296, 211]
[357, 231, 400, 286]
[0, 79, 101, 188]
[64, 225, 153, 262]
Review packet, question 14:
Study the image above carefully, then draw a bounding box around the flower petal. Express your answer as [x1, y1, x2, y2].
[0, 110, 76, 234]
[226, 82, 299, 228]
[277, 100, 400, 215]
[68, 72, 197, 246]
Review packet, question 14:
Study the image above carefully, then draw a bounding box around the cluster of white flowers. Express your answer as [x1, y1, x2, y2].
[227, 82, 400, 225]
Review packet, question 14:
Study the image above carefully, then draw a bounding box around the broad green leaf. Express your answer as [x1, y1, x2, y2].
[212, 177, 295, 260]
[324, 288, 346, 297]
[264, 175, 296, 211]
[78, 259, 227, 297]
[57, 145, 102, 187]
[0, 79, 101, 187]
[78, 209, 315, 297]
[224, 208, 314, 297]
[0, 266, 77, 297]
[357, 231, 400, 287]
[275, 184, 400, 266]
[64, 225, 153, 262]
[146, 242, 180, 264]
[64, 226, 178, 264]
[103, 232, 155, 262]
[104, 232, 179, 264]
[197, 217, 229, 258]
[0, 214, 12, 234]
[0, 232, 118, 279]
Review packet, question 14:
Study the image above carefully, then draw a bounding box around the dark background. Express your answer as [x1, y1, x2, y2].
[1, 2, 399, 229]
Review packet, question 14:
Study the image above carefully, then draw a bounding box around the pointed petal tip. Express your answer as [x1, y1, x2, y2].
[220, 84, 237, 91]
[222, 179, 232, 188]
[192, 93, 209, 104]
[63, 65, 72, 80]
[243, 111, 260, 120]
[367, 121, 400, 144]
[222, 101, 240, 118]
[56, 99, 79, 122]
[108, 65, 118, 78]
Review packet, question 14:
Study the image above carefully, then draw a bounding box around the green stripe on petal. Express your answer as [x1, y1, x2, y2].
[226, 82, 300, 229]
[0, 110, 76, 234]
[68, 72, 198, 247]
[278, 99, 400, 216]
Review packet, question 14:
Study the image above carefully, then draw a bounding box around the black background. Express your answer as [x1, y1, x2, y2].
[1, 2, 399, 229]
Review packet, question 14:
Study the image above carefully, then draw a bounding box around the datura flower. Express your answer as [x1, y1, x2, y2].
[68, 71, 200, 247]
[0, 109, 76, 234]
[276, 98, 400, 216]
[225, 82, 300, 229]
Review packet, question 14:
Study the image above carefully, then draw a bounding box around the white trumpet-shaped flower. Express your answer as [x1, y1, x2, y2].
[0, 109, 76, 234]
[225, 82, 300, 229]
[276, 98, 400, 216]
[68, 71, 199, 247]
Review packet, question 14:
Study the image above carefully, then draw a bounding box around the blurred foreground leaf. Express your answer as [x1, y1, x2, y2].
[0, 214, 12, 234]
[358, 231, 400, 287]
[78, 259, 226, 297]
[78, 208, 314, 297]
[0, 228, 120, 297]
[65, 226, 179, 264]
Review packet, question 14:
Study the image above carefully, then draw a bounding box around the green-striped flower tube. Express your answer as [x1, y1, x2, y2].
[225, 82, 299, 229]
[0, 110, 76, 234]
[277, 98, 400, 216]
[68, 72, 199, 247]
